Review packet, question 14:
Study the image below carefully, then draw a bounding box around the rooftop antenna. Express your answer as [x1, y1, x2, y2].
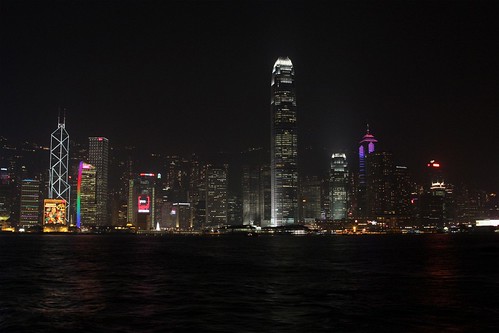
[57, 106, 67, 128]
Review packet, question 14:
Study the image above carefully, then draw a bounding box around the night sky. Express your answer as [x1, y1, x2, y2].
[1, 0, 498, 190]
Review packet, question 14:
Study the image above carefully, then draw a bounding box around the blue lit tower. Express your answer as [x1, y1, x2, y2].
[270, 56, 298, 226]
[357, 124, 377, 219]
[49, 113, 71, 225]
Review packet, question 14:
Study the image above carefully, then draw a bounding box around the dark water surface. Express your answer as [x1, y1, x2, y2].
[1, 233, 499, 332]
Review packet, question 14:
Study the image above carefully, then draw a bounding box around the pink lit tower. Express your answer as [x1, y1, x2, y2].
[357, 124, 378, 219]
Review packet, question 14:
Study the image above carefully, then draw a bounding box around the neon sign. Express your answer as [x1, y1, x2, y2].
[138, 195, 151, 213]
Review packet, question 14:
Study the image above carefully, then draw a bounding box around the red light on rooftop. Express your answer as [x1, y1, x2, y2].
[98, 137, 103, 141]
[139, 173, 155, 177]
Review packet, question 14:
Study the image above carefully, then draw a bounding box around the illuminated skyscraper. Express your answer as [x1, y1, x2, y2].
[76, 162, 97, 229]
[19, 178, 41, 230]
[0, 166, 13, 228]
[188, 155, 207, 229]
[205, 164, 228, 227]
[426, 160, 444, 189]
[242, 165, 262, 225]
[330, 153, 349, 220]
[366, 151, 395, 224]
[357, 125, 377, 219]
[419, 160, 447, 229]
[128, 173, 157, 230]
[49, 114, 70, 227]
[163, 155, 190, 203]
[88, 137, 109, 226]
[260, 165, 272, 227]
[227, 194, 242, 225]
[393, 165, 414, 227]
[270, 56, 298, 226]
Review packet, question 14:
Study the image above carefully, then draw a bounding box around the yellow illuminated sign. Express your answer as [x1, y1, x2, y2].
[43, 199, 67, 225]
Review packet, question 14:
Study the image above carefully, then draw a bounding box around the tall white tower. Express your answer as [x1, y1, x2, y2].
[48, 112, 71, 225]
[270, 56, 298, 227]
[330, 153, 349, 220]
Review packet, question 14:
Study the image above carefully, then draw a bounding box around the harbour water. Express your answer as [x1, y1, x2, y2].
[1, 233, 498, 332]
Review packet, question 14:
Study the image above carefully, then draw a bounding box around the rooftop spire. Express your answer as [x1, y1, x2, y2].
[359, 123, 378, 144]
[57, 107, 67, 128]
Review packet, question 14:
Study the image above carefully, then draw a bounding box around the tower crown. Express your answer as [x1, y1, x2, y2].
[359, 124, 378, 144]
[273, 56, 293, 68]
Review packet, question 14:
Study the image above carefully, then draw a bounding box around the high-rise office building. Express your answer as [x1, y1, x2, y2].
[171, 202, 192, 230]
[426, 160, 444, 189]
[128, 173, 157, 230]
[454, 185, 488, 223]
[242, 165, 262, 225]
[330, 153, 349, 220]
[357, 125, 377, 219]
[241, 147, 269, 227]
[227, 194, 242, 225]
[88, 137, 109, 226]
[419, 160, 447, 229]
[189, 156, 207, 230]
[48, 115, 71, 228]
[205, 164, 228, 227]
[366, 151, 395, 224]
[299, 175, 322, 223]
[0, 166, 13, 229]
[163, 155, 190, 203]
[270, 56, 298, 226]
[19, 178, 41, 230]
[76, 162, 97, 229]
[320, 177, 330, 221]
[393, 165, 414, 228]
[260, 165, 272, 227]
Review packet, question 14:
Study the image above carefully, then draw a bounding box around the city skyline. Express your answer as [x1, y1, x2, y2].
[1, 0, 498, 191]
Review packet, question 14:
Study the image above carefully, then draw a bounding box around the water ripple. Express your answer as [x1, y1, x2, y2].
[1, 234, 499, 332]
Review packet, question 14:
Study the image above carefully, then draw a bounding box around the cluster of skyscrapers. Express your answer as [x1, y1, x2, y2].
[0, 57, 497, 233]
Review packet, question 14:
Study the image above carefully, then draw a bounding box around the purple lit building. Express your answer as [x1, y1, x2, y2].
[357, 125, 377, 219]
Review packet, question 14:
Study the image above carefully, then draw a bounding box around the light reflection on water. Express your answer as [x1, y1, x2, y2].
[1, 233, 499, 332]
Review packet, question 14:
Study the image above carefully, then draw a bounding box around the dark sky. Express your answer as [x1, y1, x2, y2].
[1, 0, 498, 190]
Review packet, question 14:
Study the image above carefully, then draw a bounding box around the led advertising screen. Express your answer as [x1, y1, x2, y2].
[43, 199, 67, 225]
[138, 195, 150, 213]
